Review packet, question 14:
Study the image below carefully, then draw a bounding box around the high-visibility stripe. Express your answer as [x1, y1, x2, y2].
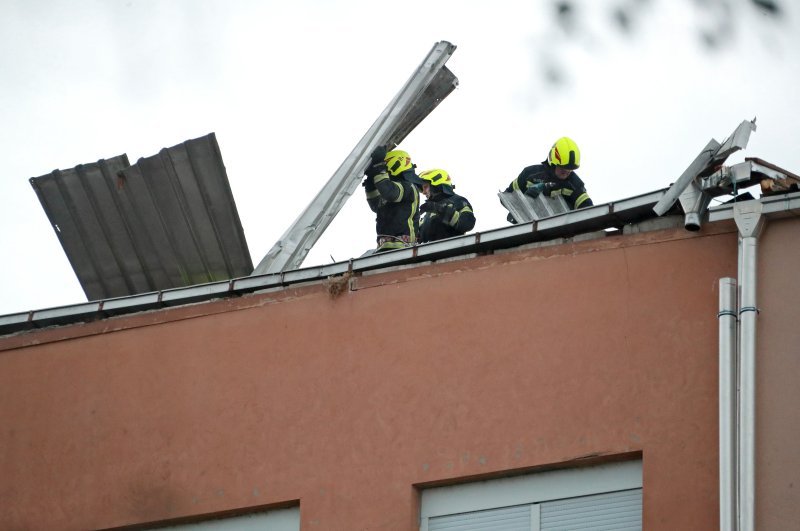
[407, 186, 419, 242]
[378, 241, 408, 251]
[561, 188, 573, 196]
[366, 189, 379, 199]
[575, 192, 590, 208]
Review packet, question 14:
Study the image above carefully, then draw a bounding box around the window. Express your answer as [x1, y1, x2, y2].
[159, 506, 299, 531]
[420, 460, 642, 531]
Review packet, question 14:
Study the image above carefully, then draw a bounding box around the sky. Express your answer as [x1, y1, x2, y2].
[1, 0, 799, 316]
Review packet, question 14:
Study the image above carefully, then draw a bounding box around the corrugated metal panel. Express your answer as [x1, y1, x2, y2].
[499, 189, 570, 223]
[30, 133, 252, 301]
[30, 155, 135, 299]
[429, 504, 531, 531]
[540, 489, 642, 531]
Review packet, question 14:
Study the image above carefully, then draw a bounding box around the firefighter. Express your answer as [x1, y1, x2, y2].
[363, 146, 424, 252]
[418, 169, 475, 243]
[505, 136, 593, 223]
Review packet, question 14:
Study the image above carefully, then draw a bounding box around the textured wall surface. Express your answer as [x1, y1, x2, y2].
[0, 223, 750, 530]
[756, 217, 800, 531]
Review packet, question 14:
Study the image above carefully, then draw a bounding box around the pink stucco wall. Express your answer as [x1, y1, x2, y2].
[0, 221, 766, 530]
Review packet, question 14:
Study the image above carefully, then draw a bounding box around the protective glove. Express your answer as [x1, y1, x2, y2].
[420, 201, 456, 223]
[420, 201, 444, 215]
[365, 145, 388, 178]
[369, 145, 387, 165]
[524, 181, 551, 198]
[365, 162, 386, 179]
[362, 173, 375, 189]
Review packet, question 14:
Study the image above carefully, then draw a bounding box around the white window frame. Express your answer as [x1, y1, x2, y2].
[159, 505, 299, 531]
[419, 459, 642, 531]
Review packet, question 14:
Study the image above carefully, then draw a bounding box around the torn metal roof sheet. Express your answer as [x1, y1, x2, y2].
[252, 41, 459, 275]
[30, 133, 253, 301]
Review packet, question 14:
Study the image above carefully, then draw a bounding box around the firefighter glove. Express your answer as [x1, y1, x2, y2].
[420, 201, 444, 215]
[369, 145, 388, 165]
[362, 173, 376, 189]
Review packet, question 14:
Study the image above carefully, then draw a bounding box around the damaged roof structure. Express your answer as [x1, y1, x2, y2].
[3, 40, 799, 336]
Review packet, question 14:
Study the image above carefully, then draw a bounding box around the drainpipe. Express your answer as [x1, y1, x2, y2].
[733, 201, 765, 531]
[718, 277, 738, 531]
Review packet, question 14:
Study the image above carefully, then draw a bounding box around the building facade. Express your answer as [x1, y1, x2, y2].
[1, 213, 799, 530]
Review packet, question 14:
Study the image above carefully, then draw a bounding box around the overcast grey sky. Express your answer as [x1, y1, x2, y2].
[1, 0, 799, 315]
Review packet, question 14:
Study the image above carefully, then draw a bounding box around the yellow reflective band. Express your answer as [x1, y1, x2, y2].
[561, 188, 573, 196]
[407, 186, 419, 242]
[575, 193, 590, 208]
[379, 241, 407, 250]
[366, 189, 379, 199]
[388, 181, 404, 202]
[450, 210, 460, 226]
[374, 172, 389, 183]
[512, 179, 522, 192]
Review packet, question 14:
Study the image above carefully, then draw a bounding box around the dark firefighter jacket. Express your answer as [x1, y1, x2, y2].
[364, 168, 421, 251]
[505, 161, 593, 210]
[420, 188, 475, 243]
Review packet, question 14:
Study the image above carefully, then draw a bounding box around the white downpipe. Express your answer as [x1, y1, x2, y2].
[718, 277, 738, 531]
[733, 202, 765, 531]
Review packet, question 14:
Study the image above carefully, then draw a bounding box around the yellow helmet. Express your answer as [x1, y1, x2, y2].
[548, 137, 580, 169]
[385, 150, 413, 177]
[418, 168, 453, 188]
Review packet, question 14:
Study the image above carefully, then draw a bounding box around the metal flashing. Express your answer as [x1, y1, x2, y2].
[351, 247, 418, 271]
[708, 190, 800, 222]
[0, 312, 31, 335]
[232, 273, 284, 293]
[282, 262, 350, 284]
[160, 281, 233, 305]
[416, 234, 481, 260]
[33, 302, 102, 328]
[101, 292, 162, 314]
[478, 224, 534, 244]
